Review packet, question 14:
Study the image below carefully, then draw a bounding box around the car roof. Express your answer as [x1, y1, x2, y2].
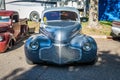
[43, 7, 79, 14]
[0, 10, 18, 16]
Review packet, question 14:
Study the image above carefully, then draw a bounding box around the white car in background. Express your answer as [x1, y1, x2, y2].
[5, 0, 56, 21]
[111, 21, 120, 39]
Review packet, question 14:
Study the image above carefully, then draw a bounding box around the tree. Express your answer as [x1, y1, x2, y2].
[88, 0, 99, 28]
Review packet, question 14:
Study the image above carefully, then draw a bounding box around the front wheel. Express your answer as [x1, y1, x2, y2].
[87, 57, 98, 65]
[8, 40, 14, 50]
[30, 11, 40, 22]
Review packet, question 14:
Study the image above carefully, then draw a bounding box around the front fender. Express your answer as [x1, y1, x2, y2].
[25, 34, 51, 49]
[24, 34, 51, 62]
[71, 34, 97, 49]
[0, 32, 15, 52]
[70, 34, 97, 62]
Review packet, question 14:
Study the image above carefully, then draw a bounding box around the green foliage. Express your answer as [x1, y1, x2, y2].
[99, 21, 112, 26]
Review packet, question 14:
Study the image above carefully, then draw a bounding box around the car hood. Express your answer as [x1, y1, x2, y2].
[40, 21, 81, 43]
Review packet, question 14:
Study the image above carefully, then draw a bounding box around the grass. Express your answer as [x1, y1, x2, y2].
[28, 21, 112, 36]
[82, 21, 112, 36]
[99, 21, 112, 26]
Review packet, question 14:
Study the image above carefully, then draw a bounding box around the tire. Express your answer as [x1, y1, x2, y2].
[111, 32, 116, 37]
[89, 59, 97, 65]
[26, 27, 30, 37]
[111, 32, 119, 40]
[26, 58, 34, 65]
[30, 11, 40, 22]
[8, 40, 14, 50]
[88, 57, 98, 65]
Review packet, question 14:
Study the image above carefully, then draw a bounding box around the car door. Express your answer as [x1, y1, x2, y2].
[12, 14, 21, 39]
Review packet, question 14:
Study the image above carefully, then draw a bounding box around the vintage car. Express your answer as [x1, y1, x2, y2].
[0, 10, 29, 53]
[111, 21, 120, 38]
[24, 7, 97, 65]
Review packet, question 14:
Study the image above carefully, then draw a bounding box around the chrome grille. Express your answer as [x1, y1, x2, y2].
[39, 45, 81, 64]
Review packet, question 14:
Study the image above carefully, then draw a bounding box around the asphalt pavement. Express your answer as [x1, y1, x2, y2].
[0, 38, 120, 80]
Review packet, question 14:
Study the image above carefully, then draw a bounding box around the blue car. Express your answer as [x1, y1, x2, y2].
[24, 7, 97, 65]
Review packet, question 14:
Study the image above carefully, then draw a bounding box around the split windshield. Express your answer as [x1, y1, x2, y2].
[43, 11, 78, 21]
[0, 16, 10, 22]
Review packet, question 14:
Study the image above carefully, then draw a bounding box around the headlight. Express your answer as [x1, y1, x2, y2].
[83, 42, 92, 51]
[0, 36, 4, 42]
[30, 41, 39, 50]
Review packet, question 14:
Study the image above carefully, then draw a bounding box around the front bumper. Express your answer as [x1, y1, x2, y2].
[112, 27, 120, 36]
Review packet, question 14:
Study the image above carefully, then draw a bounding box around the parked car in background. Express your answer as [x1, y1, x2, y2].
[24, 7, 97, 65]
[0, 10, 29, 53]
[5, 0, 57, 22]
[111, 21, 120, 38]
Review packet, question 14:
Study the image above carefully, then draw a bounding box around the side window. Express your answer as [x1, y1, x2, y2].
[12, 15, 19, 23]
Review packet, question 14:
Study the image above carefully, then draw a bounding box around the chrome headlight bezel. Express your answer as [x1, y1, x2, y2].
[83, 42, 92, 51]
[29, 41, 39, 50]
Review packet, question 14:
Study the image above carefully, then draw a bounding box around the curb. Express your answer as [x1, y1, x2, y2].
[89, 35, 113, 39]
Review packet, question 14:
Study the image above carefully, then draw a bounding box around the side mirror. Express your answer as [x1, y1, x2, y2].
[80, 17, 88, 22]
[12, 20, 16, 23]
